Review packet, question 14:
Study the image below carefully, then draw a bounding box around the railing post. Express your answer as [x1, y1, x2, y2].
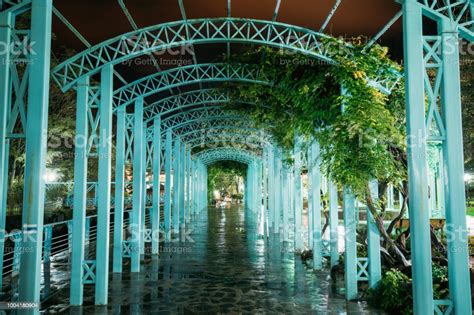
[0, 10, 12, 292]
[310, 141, 322, 270]
[131, 97, 144, 273]
[69, 76, 89, 306]
[18, 0, 52, 310]
[152, 118, 161, 255]
[164, 129, 172, 240]
[113, 108, 126, 273]
[403, 1, 434, 313]
[95, 64, 113, 305]
[343, 188, 357, 300]
[440, 17, 472, 314]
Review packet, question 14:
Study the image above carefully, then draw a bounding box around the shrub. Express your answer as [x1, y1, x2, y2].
[366, 268, 413, 314]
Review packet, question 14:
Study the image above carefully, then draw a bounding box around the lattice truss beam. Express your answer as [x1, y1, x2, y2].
[51, 18, 402, 95]
[194, 148, 260, 166]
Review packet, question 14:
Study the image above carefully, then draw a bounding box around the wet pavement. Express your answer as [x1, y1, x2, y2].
[42, 205, 384, 314]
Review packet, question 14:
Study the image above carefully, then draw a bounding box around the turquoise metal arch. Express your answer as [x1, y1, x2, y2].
[194, 147, 260, 166]
[51, 18, 401, 94]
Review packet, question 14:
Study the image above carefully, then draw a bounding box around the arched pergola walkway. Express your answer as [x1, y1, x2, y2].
[0, 1, 472, 314]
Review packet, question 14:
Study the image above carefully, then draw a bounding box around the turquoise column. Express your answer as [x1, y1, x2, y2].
[311, 141, 322, 270]
[0, 11, 12, 292]
[172, 139, 180, 233]
[18, 0, 52, 310]
[140, 130, 147, 256]
[267, 147, 275, 230]
[440, 17, 472, 314]
[113, 108, 126, 273]
[131, 97, 144, 273]
[70, 76, 89, 305]
[403, 1, 434, 312]
[282, 168, 289, 241]
[95, 65, 113, 305]
[329, 181, 339, 267]
[367, 180, 381, 288]
[164, 129, 172, 239]
[274, 148, 281, 234]
[343, 188, 357, 300]
[152, 118, 161, 255]
[293, 136, 303, 251]
[180, 143, 186, 228]
[186, 149, 191, 223]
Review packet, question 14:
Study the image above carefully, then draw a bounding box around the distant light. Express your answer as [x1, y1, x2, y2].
[465, 173, 473, 182]
[44, 169, 59, 183]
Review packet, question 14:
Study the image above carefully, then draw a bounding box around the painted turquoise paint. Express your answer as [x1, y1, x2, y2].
[403, 1, 434, 313]
[293, 136, 303, 251]
[180, 143, 186, 228]
[440, 17, 473, 314]
[173, 139, 181, 233]
[95, 64, 114, 305]
[343, 188, 357, 300]
[152, 118, 161, 255]
[70, 76, 89, 306]
[328, 181, 339, 267]
[164, 129, 172, 239]
[131, 97, 144, 273]
[18, 0, 52, 312]
[113, 108, 126, 273]
[311, 141, 322, 270]
[273, 147, 281, 234]
[0, 11, 12, 292]
[367, 180, 381, 288]
[186, 149, 191, 223]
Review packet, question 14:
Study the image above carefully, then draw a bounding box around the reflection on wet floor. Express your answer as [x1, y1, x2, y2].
[42, 206, 384, 314]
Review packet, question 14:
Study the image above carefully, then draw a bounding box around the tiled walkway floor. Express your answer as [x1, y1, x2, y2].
[42, 206, 384, 314]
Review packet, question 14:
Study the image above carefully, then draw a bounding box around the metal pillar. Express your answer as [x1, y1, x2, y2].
[131, 97, 144, 273]
[267, 147, 275, 231]
[0, 11, 12, 292]
[152, 118, 161, 255]
[18, 0, 52, 310]
[440, 17, 472, 314]
[403, 1, 434, 312]
[172, 139, 180, 233]
[180, 143, 186, 228]
[367, 180, 381, 288]
[70, 76, 89, 305]
[95, 65, 114, 305]
[328, 181, 339, 267]
[310, 141, 322, 270]
[274, 148, 281, 234]
[293, 136, 303, 251]
[282, 168, 289, 241]
[164, 129, 172, 239]
[186, 149, 191, 223]
[343, 188, 357, 300]
[113, 108, 126, 273]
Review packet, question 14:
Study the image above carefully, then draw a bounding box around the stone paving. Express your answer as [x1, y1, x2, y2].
[41, 206, 384, 314]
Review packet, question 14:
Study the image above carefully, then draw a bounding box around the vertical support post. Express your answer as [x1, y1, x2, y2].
[164, 129, 172, 239]
[282, 168, 289, 241]
[311, 141, 322, 270]
[180, 143, 185, 228]
[70, 76, 89, 305]
[152, 118, 161, 255]
[0, 11, 12, 292]
[172, 139, 180, 233]
[403, 1, 434, 312]
[293, 136, 303, 250]
[440, 17, 472, 314]
[343, 188, 357, 300]
[95, 65, 114, 305]
[267, 147, 275, 231]
[274, 148, 281, 234]
[186, 149, 191, 223]
[367, 180, 381, 288]
[131, 97, 144, 273]
[329, 181, 339, 267]
[113, 108, 126, 273]
[18, 0, 52, 309]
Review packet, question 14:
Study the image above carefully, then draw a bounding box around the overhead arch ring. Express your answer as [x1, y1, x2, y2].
[52, 18, 401, 94]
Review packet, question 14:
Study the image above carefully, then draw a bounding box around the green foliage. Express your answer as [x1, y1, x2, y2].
[366, 269, 413, 314]
[207, 161, 247, 201]
[223, 43, 406, 198]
